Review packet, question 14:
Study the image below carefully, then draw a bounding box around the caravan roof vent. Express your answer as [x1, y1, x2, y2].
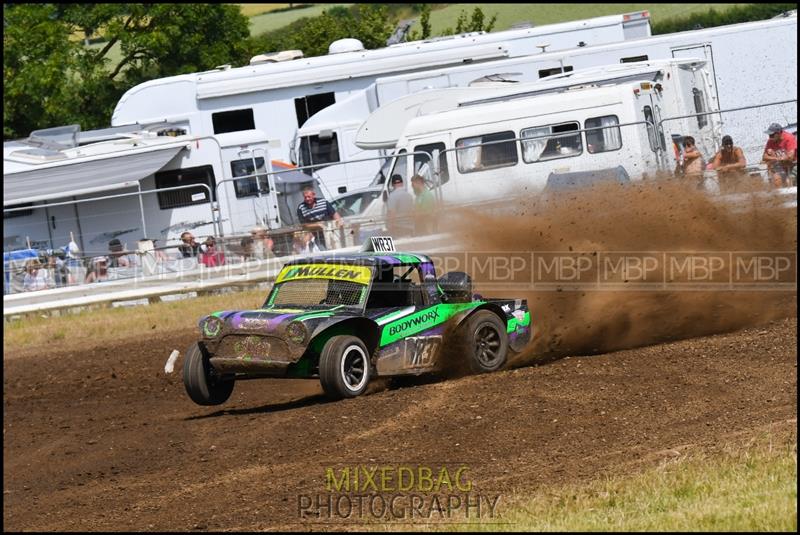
[328, 38, 365, 55]
[249, 49, 304, 65]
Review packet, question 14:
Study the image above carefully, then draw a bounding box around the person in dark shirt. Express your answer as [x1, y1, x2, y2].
[178, 231, 200, 258]
[296, 186, 341, 248]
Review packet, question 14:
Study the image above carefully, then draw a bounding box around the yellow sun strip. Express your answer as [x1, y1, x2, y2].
[275, 264, 373, 285]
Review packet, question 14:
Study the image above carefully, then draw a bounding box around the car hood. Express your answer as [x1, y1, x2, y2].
[198, 306, 366, 339]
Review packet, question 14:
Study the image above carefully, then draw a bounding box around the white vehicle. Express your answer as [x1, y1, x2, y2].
[109, 13, 651, 162]
[342, 59, 722, 222]
[294, 12, 797, 193]
[3, 124, 324, 253]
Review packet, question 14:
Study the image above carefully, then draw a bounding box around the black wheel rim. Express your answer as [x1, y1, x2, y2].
[474, 323, 501, 367]
[342, 346, 367, 391]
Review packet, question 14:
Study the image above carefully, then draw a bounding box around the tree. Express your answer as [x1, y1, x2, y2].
[407, 4, 432, 41]
[442, 6, 497, 36]
[3, 4, 251, 140]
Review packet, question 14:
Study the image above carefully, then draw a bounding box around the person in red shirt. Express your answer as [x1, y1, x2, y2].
[199, 236, 225, 267]
[762, 123, 797, 187]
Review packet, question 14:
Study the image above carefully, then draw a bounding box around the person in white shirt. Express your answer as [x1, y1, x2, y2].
[23, 259, 54, 292]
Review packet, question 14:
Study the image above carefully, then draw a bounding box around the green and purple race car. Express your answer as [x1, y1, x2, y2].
[183, 239, 531, 405]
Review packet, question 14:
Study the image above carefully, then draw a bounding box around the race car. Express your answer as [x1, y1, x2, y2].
[183, 238, 531, 405]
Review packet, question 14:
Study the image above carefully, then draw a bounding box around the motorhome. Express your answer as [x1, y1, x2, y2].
[3, 124, 324, 254]
[108, 13, 650, 161]
[294, 12, 797, 193]
[335, 59, 722, 230]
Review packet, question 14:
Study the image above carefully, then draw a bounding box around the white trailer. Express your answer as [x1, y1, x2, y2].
[109, 12, 650, 162]
[295, 12, 797, 193]
[3, 124, 321, 253]
[334, 59, 723, 229]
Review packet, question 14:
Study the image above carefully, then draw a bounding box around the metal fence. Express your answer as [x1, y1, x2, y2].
[5, 100, 796, 297]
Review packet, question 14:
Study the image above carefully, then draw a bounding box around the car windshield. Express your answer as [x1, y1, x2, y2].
[266, 263, 372, 309]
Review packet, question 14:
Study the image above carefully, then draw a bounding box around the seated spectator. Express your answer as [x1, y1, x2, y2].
[23, 259, 54, 292]
[178, 232, 200, 258]
[85, 256, 110, 283]
[292, 231, 323, 255]
[108, 238, 133, 268]
[250, 226, 275, 260]
[46, 253, 70, 287]
[199, 236, 226, 267]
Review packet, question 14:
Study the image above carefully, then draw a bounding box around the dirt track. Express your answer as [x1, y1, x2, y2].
[3, 315, 796, 531]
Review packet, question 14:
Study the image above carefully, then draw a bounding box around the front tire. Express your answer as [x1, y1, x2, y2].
[183, 342, 235, 406]
[319, 336, 371, 400]
[465, 310, 508, 373]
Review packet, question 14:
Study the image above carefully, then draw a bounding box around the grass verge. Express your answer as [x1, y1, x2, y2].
[3, 286, 269, 355]
[467, 427, 797, 532]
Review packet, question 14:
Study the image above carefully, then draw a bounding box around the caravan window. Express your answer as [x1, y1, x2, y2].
[520, 122, 581, 163]
[212, 109, 255, 135]
[585, 115, 622, 153]
[692, 88, 708, 129]
[155, 165, 216, 210]
[455, 131, 517, 174]
[298, 132, 340, 170]
[232, 157, 269, 199]
[413, 142, 449, 184]
[295, 92, 336, 128]
[538, 66, 573, 78]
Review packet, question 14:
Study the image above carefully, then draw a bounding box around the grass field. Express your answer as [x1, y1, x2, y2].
[248, 3, 352, 36]
[3, 287, 268, 354]
[410, 3, 750, 35]
[473, 428, 797, 531]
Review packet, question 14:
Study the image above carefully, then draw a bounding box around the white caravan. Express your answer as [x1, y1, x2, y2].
[3, 124, 321, 253]
[295, 13, 797, 193]
[109, 13, 651, 163]
[338, 59, 721, 226]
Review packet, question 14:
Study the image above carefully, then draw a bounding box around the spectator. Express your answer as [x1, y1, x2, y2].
[296, 186, 342, 248]
[23, 259, 54, 292]
[386, 174, 414, 236]
[411, 174, 436, 235]
[84, 256, 110, 283]
[762, 123, 797, 187]
[107, 238, 132, 268]
[199, 236, 226, 267]
[239, 236, 255, 262]
[292, 231, 323, 255]
[250, 226, 275, 260]
[680, 136, 705, 185]
[46, 253, 70, 287]
[709, 135, 747, 193]
[178, 231, 200, 258]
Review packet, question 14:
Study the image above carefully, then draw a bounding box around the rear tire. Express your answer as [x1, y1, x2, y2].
[464, 310, 508, 373]
[319, 336, 371, 400]
[183, 342, 235, 406]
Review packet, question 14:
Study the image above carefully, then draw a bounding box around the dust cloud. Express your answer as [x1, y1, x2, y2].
[437, 179, 797, 364]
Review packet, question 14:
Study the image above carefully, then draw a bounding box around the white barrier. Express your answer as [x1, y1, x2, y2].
[3, 233, 456, 318]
